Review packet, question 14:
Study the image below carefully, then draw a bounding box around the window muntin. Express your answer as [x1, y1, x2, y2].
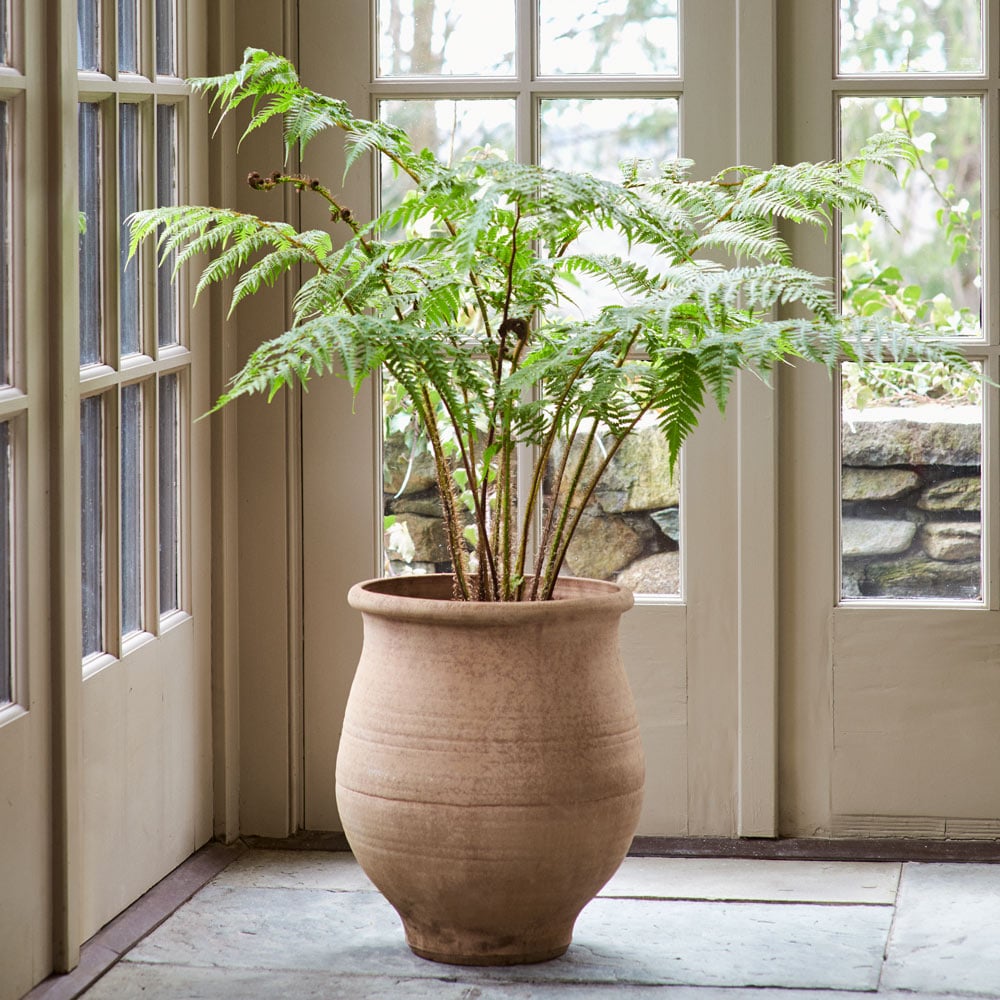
[81, 395, 104, 657]
[119, 102, 141, 357]
[537, 0, 679, 77]
[839, 0, 983, 75]
[120, 381, 143, 635]
[377, 0, 515, 77]
[79, 102, 103, 368]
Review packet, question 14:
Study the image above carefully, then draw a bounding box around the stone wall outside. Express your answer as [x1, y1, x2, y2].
[841, 405, 981, 600]
[384, 406, 982, 600]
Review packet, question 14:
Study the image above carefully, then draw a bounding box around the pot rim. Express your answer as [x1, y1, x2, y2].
[348, 574, 634, 624]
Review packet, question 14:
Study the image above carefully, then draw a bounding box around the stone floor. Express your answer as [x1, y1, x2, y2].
[78, 850, 1000, 1000]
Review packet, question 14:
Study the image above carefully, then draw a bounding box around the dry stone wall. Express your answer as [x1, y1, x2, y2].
[384, 406, 981, 600]
[841, 406, 981, 600]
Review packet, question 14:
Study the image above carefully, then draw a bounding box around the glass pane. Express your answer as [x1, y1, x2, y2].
[118, 0, 139, 72]
[377, 0, 514, 77]
[156, 104, 179, 347]
[540, 98, 679, 313]
[0, 0, 9, 66]
[544, 421, 681, 595]
[81, 395, 104, 657]
[539, 98, 681, 597]
[0, 103, 9, 386]
[382, 374, 468, 578]
[0, 423, 10, 704]
[379, 99, 515, 579]
[120, 383, 143, 635]
[841, 362, 982, 600]
[839, 0, 982, 74]
[841, 97, 982, 338]
[155, 0, 176, 75]
[78, 0, 100, 71]
[378, 99, 515, 232]
[119, 104, 141, 356]
[158, 373, 179, 614]
[540, 97, 679, 180]
[79, 102, 102, 367]
[538, 0, 679, 76]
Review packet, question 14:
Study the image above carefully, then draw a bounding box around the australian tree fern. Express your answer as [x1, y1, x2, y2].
[130, 48, 981, 601]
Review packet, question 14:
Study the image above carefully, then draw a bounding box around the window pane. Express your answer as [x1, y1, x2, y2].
[539, 98, 681, 597]
[78, 0, 100, 71]
[158, 373, 179, 614]
[0, 0, 9, 66]
[841, 362, 982, 600]
[120, 383, 143, 635]
[119, 104, 141, 357]
[378, 99, 515, 579]
[841, 97, 982, 339]
[0, 422, 10, 704]
[377, 0, 514, 77]
[155, 0, 176, 76]
[545, 423, 681, 595]
[79, 102, 102, 367]
[156, 104, 179, 347]
[538, 0, 679, 76]
[378, 99, 515, 232]
[539, 98, 679, 312]
[383, 377, 456, 577]
[118, 0, 139, 72]
[839, 0, 982, 74]
[0, 103, 9, 386]
[81, 395, 104, 657]
[539, 97, 679, 179]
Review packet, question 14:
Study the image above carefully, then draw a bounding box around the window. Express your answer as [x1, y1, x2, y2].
[78, 0, 188, 659]
[837, 0, 987, 601]
[377, 0, 684, 597]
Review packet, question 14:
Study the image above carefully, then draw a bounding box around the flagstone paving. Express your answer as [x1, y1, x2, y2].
[77, 851, 1000, 999]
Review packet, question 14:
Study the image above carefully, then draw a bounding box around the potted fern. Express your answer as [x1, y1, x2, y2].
[130, 49, 973, 967]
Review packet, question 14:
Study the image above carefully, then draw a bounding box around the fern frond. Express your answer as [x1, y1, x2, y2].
[215, 313, 396, 409]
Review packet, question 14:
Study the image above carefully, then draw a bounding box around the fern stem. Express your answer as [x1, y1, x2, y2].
[418, 385, 471, 600]
[513, 332, 617, 587]
[542, 407, 652, 600]
[532, 419, 601, 601]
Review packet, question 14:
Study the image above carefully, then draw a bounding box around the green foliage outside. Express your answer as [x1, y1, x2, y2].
[129, 48, 978, 601]
[839, 0, 983, 408]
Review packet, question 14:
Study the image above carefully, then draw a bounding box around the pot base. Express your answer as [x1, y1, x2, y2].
[408, 942, 570, 967]
[401, 906, 573, 966]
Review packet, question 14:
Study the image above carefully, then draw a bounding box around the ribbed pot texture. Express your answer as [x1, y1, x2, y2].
[336, 574, 645, 966]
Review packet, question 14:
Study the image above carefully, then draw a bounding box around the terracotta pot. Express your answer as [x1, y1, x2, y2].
[336, 574, 644, 966]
